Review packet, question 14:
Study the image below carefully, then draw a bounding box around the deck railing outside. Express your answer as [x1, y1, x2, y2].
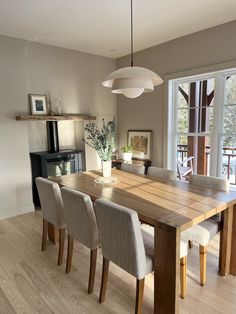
[177, 144, 236, 184]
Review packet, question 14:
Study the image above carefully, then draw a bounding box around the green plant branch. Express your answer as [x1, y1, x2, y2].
[83, 117, 116, 161]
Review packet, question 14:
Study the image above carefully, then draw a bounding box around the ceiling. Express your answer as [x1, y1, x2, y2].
[0, 0, 236, 58]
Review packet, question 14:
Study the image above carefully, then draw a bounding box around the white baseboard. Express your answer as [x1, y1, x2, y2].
[0, 204, 35, 220]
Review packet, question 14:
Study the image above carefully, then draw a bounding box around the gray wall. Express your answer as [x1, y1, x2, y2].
[117, 20, 236, 167]
[0, 35, 116, 219]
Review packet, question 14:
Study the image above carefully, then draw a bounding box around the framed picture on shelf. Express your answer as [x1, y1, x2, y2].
[29, 94, 47, 115]
[127, 130, 152, 159]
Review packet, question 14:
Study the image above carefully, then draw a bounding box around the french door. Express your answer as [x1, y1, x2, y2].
[168, 68, 236, 185]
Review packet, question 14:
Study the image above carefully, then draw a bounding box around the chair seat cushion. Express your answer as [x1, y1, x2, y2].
[46, 218, 66, 230]
[181, 216, 220, 246]
[180, 240, 188, 259]
[141, 224, 188, 264]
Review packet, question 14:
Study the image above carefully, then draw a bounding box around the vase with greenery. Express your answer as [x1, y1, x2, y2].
[84, 117, 116, 177]
[121, 145, 133, 161]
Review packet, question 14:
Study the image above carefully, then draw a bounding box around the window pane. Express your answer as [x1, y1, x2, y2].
[177, 135, 196, 165]
[177, 109, 189, 132]
[177, 135, 195, 179]
[224, 105, 236, 133]
[221, 136, 236, 184]
[177, 135, 189, 163]
[225, 75, 236, 105]
[199, 106, 213, 133]
[208, 106, 214, 133]
[198, 136, 211, 176]
[222, 135, 236, 150]
[177, 83, 189, 108]
[177, 135, 211, 175]
[206, 78, 215, 107]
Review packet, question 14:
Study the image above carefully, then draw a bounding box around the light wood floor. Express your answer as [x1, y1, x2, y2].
[0, 212, 236, 314]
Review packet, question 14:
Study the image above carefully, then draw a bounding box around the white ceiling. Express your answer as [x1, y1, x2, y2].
[0, 0, 236, 58]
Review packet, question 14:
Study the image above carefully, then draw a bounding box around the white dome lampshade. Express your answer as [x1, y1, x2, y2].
[102, 0, 164, 99]
[102, 66, 163, 98]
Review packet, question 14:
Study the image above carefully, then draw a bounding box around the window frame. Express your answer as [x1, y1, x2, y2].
[168, 68, 236, 182]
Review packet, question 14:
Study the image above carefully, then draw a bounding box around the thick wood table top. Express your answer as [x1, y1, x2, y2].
[50, 169, 236, 231]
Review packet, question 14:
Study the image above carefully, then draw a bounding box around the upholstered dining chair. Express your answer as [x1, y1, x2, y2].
[61, 187, 100, 294]
[95, 198, 188, 313]
[121, 162, 145, 175]
[147, 166, 177, 181]
[141, 224, 188, 299]
[35, 177, 66, 265]
[181, 174, 230, 286]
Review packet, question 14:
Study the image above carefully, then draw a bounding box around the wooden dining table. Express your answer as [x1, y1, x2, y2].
[50, 169, 236, 314]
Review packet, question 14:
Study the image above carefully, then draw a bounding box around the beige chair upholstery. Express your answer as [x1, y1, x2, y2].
[61, 187, 99, 250]
[147, 167, 177, 181]
[95, 198, 188, 308]
[36, 177, 66, 228]
[181, 215, 221, 246]
[35, 177, 66, 265]
[141, 223, 188, 299]
[189, 174, 230, 191]
[61, 187, 99, 294]
[95, 198, 153, 279]
[141, 224, 188, 259]
[121, 162, 145, 175]
[95, 198, 154, 312]
[182, 174, 230, 245]
[181, 174, 230, 286]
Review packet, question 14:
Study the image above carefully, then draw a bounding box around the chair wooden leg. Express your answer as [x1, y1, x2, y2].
[135, 278, 145, 314]
[41, 219, 48, 251]
[58, 228, 65, 265]
[66, 235, 74, 273]
[48, 223, 59, 244]
[180, 256, 187, 299]
[99, 257, 109, 303]
[88, 248, 98, 294]
[199, 245, 207, 286]
[188, 240, 193, 249]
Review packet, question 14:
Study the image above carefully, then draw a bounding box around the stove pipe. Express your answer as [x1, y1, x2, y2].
[46, 121, 59, 153]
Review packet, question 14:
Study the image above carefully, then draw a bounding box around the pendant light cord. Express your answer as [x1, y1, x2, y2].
[131, 0, 134, 67]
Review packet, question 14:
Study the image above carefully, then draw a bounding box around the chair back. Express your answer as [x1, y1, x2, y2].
[95, 198, 147, 279]
[35, 177, 66, 228]
[147, 167, 177, 181]
[121, 163, 145, 175]
[189, 174, 230, 192]
[61, 187, 99, 250]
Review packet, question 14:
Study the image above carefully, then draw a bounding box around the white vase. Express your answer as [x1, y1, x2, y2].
[102, 160, 112, 177]
[122, 152, 132, 162]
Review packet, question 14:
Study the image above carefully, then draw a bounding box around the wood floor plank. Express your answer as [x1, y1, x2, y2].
[0, 265, 37, 314]
[0, 287, 16, 314]
[19, 261, 73, 313]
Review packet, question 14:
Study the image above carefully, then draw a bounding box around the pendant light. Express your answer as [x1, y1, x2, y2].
[102, 0, 163, 98]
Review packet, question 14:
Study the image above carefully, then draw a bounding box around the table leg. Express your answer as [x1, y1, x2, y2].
[230, 204, 236, 275]
[48, 223, 59, 244]
[219, 206, 233, 276]
[154, 221, 180, 314]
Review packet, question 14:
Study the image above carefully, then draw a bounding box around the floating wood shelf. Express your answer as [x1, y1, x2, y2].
[16, 114, 96, 121]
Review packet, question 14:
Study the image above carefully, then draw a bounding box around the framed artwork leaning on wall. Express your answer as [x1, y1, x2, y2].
[127, 130, 152, 159]
[29, 94, 47, 115]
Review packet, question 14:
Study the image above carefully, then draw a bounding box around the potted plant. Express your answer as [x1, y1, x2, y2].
[83, 117, 116, 178]
[121, 145, 133, 161]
